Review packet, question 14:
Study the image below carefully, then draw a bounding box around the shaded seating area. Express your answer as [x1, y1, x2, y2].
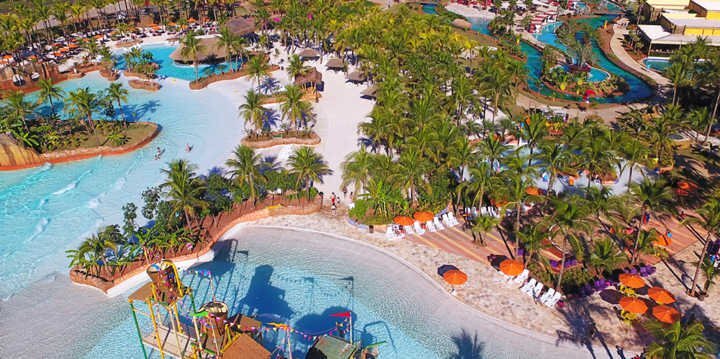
[347, 70, 366, 83]
[226, 16, 256, 36]
[299, 48, 321, 61]
[360, 85, 377, 99]
[294, 67, 324, 91]
[326, 57, 345, 71]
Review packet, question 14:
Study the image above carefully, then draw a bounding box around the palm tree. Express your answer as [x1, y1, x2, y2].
[161, 160, 208, 227]
[538, 142, 571, 195]
[630, 178, 673, 263]
[66, 88, 98, 133]
[341, 147, 374, 199]
[589, 238, 626, 276]
[287, 147, 331, 197]
[519, 113, 548, 165]
[619, 137, 649, 183]
[37, 79, 65, 117]
[683, 197, 720, 297]
[518, 225, 549, 266]
[225, 145, 265, 203]
[5, 91, 36, 132]
[216, 26, 239, 69]
[545, 197, 592, 290]
[180, 31, 204, 81]
[238, 90, 267, 135]
[645, 318, 716, 359]
[246, 55, 270, 87]
[280, 84, 312, 131]
[287, 54, 306, 80]
[105, 83, 129, 125]
[472, 215, 500, 246]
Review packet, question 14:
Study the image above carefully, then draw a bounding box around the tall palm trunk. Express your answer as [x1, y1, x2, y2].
[556, 236, 567, 290]
[689, 234, 712, 297]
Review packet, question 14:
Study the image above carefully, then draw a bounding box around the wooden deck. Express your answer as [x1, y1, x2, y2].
[142, 325, 195, 359]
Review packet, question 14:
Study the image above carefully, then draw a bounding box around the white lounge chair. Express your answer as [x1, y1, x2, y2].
[472, 207, 478, 217]
[530, 282, 544, 297]
[540, 288, 556, 305]
[510, 269, 529, 288]
[426, 220, 437, 232]
[404, 225, 414, 235]
[413, 221, 425, 235]
[480, 207, 488, 216]
[385, 226, 401, 240]
[520, 278, 537, 295]
[494, 270, 512, 284]
[545, 292, 562, 307]
[433, 217, 445, 230]
[449, 212, 460, 225]
[441, 213, 452, 227]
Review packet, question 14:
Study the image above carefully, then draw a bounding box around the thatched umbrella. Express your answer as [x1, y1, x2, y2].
[298, 48, 320, 60]
[325, 57, 345, 71]
[452, 19, 472, 30]
[347, 70, 366, 83]
[226, 16, 255, 36]
[169, 37, 229, 63]
[294, 67, 323, 89]
[360, 85, 377, 98]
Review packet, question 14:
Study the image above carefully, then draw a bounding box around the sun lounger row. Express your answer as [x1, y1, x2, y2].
[465, 206, 501, 218]
[385, 212, 460, 239]
[496, 268, 562, 308]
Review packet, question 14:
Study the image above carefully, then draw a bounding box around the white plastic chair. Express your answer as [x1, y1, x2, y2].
[480, 207, 488, 216]
[530, 282, 544, 297]
[545, 292, 562, 307]
[413, 221, 425, 235]
[449, 212, 460, 225]
[520, 278, 537, 295]
[510, 269, 529, 288]
[434, 217, 445, 230]
[426, 220, 437, 232]
[540, 288, 556, 304]
[404, 225, 414, 235]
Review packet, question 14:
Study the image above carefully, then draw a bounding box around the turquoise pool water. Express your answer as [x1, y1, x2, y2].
[115, 43, 241, 82]
[642, 57, 670, 73]
[75, 227, 593, 358]
[0, 46, 247, 299]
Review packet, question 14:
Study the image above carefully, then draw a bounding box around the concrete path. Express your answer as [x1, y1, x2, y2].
[610, 23, 670, 86]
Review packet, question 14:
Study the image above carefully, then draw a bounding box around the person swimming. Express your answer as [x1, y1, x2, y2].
[154, 147, 164, 160]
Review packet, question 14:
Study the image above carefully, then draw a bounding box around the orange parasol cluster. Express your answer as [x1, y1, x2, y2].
[619, 273, 646, 289]
[525, 187, 541, 196]
[499, 259, 524, 276]
[413, 211, 434, 222]
[443, 269, 468, 285]
[393, 216, 414, 226]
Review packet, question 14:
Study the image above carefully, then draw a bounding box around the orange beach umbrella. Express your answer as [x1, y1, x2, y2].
[619, 296, 648, 314]
[443, 269, 468, 285]
[619, 273, 645, 289]
[652, 305, 680, 323]
[413, 211, 434, 222]
[525, 186, 540, 196]
[499, 259, 524, 276]
[653, 234, 671, 247]
[393, 216, 414, 226]
[648, 287, 676, 304]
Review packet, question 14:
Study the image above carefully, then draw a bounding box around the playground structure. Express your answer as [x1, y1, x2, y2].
[128, 260, 270, 359]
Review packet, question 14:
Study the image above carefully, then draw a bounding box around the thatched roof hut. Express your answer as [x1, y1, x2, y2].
[360, 85, 377, 99]
[347, 70, 366, 83]
[170, 37, 229, 63]
[451, 19, 472, 30]
[294, 67, 323, 89]
[298, 48, 320, 60]
[226, 16, 255, 36]
[325, 57, 345, 70]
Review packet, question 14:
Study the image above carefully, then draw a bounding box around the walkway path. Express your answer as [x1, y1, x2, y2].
[610, 23, 670, 87]
[515, 92, 642, 122]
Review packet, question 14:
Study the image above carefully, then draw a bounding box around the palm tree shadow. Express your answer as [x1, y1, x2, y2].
[447, 329, 484, 359]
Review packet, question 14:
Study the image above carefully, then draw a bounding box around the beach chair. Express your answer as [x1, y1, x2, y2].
[540, 288, 556, 305]
[441, 213, 452, 227]
[545, 292, 562, 308]
[520, 278, 537, 295]
[385, 226, 396, 240]
[480, 207, 488, 216]
[404, 225, 415, 235]
[494, 270, 512, 284]
[509, 269, 530, 288]
[434, 217, 445, 230]
[413, 221, 425, 235]
[472, 207, 478, 217]
[488, 207, 496, 217]
[426, 220, 437, 232]
[530, 282, 544, 297]
[449, 212, 460, 225]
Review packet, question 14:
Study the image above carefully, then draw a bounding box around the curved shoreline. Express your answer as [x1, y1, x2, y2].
[237, 225, 606, 356]
[241, 132, 321, 149]
[0, 122, 160, 171]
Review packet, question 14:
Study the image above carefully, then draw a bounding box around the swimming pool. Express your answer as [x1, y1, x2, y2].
[0, 45, 248, 299]
[642, 57, 670, 73]
[115, 43, 242, 82]
[9, 226, 591, 358]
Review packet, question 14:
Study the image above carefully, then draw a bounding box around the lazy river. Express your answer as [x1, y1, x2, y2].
[423, 5, 654, 103]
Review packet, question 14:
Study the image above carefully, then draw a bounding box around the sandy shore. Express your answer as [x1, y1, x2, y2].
[444, 3, 497, 20]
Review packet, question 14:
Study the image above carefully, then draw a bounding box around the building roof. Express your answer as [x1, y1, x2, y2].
[690, 0, 720, 11]
[221, 334, 271, 359]
[226, 16, 255, 36]
[170, 37, 229, 63]
[644, 0, 691, 6]
[639, 24, 672, 41]
[294, 67, 322, 86]
[298, 48, 320, 59]
[326, 57, 345, 69]
[664, 15, 720, 28]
